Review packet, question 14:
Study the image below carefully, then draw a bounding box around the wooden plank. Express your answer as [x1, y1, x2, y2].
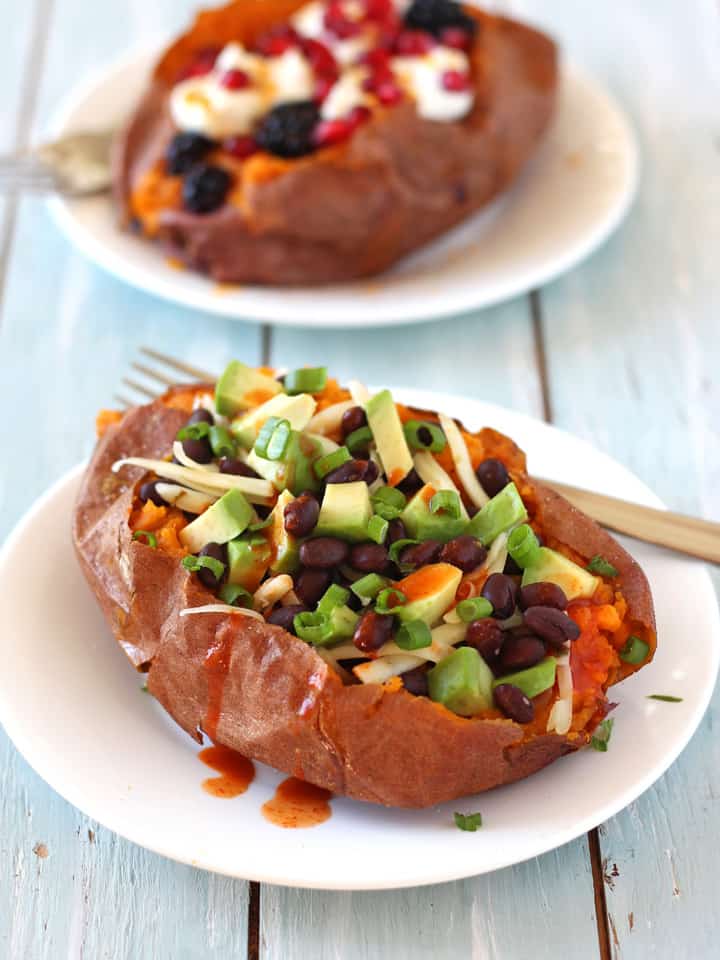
[511, 0, 720, 956]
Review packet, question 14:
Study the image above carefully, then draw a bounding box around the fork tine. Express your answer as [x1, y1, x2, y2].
[130, 361, 176, 387]
[114, 393, 133, 409]
[122, 377, 160, 400]
[140, 346, 216, 382]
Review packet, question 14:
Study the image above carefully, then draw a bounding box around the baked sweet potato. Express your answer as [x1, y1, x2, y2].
[73, 365, 655, 808]
[114, 0, 558, 285]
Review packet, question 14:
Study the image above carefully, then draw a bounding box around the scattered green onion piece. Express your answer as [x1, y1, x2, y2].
[132, 530, 157, 548]
[284, 367, 328, 395]
[254, 417, 283, 458]
[218, 583, 254, 608]
[140, 683, 149, 694]
[455, 597, 493, 623]
[647, 694, 683, 703]
[388, 538, 420, 570]
[375, 588, 406, 615]
[586, 555, 619, 578]
[367, 514, 389, 545]
[403, 420, 447, 453]
[248, 515, 273, 532]
[181, 554, 226, 580]
[395, 620, 432, 650]
[293, 610, 334, 645]
[430, 490, 462, 519]
[351, 573, 389, 601]
[317, 584, 351, 617]
[590, 718, 614, 752]
[454, 812, 482, 832]
[619, 635, 650, 664]
[507, 524, 541, 570]
[314, 446, 351, 480]
[176, 421, 211, 441]
[208, 425, 237, 459]
[265, 419, 292, 461]
[371, 486, 407, 521]
[346, 426, 373, 455]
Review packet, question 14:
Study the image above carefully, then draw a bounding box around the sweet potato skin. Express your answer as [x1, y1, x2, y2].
[73, 395, 655, 808]
[114, 3, 558, 285]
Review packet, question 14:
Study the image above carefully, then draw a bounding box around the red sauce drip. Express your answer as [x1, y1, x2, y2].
[261, 777, 332, 829]
[203, 627, 235, 741]
[199, 745, 255, 798]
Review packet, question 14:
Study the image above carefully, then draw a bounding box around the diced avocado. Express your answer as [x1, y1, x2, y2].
[465, 482, 528, 545]
[492, 656, 557, 700]
[180, 488, 253, 553]
[315, 481, 373, 543]
[365, 389, 413, 487]
[247, 431, 322, 495]
[266, 490, 301, 575]
[428, 647, 495, 717]
[227, 534, 272, 592]
[521, 547, 600, 601]
[400, 484, 466, 543]
[215, 361, 282, 417]
[329, 605, 359, 641]
[231, 393, 316, 449]
[393, 563, 462, 626]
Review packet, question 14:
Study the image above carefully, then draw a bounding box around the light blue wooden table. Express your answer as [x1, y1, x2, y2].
[0, 1, 718, 957]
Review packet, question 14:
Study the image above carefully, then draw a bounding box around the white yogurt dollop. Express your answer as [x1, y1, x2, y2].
[392, 47, 473, 122]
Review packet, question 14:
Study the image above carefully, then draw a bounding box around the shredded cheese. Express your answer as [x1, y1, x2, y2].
[280, 589, 301, 607]
[353, 654, 424, 684]
[485, 530, 509, 575]
[314, 648, 353, 683]
[179, 604, 265, 621]
[348, 379, 370, 404]
[376, 638, 451, 663]
[306, 400, 355, 435]
[155, 482, 215, 513]
[547, 653, 573, 735]
[112, 457, 276, 505]
[253, 574, 294, 612]
[412, 451, 469, 520]
[438, 413, 489, 510]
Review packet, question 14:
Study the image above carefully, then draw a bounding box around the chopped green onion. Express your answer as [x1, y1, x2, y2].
[132, 530, 157, 548]
[351, 573, 389, 600]
[254, 417, 283, 458]
[507, 524, 541, 570]
[346, 426, 373, 455]
[619, 635, 650, 664]
[586, 555, 619, 578]
[208, 425, 237, 459]
[403, 420, 447, 453]
[314, 446, 351, 480]
[181, 554, 226, 580]
[367, 514, 389, 544]
[388, 538, 420, 571]
[293, 610, 334, 645]
[453, 811, 482, 832]
[455, 597, 493, 623]
[218, 583, 254, 608]
[430, 490, 462, 519]
[317, 584, 350, 617]
[177, 421, 211, 441]
[647, 694, 683, 703]
[590, 718, 614, 752]
[371, 486, 407, 521]
[284, 367, 328, 395]
[248, 515, 273, 532]
[465, 482, 528, 546]
[375, 588, 407, 615]
[395, 620, 432, 650]
[265, 419, 292, 460]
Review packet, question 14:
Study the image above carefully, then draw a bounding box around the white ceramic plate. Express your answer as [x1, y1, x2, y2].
[49, 52, 638, 327]
[0, 391, 717, 890]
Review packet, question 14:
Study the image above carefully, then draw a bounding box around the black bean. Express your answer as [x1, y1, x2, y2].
[476, 458, 510, 497]
[325, 459, 377, 485]
[219, 457, 259, 477]
[267, 604, 308, 634]
[523, 607, 580, 648]
[493, 683, 534, 724]
[439, 535, 487, 572]
[294, 568, 331, 606]
[503, 554, 523, 576]
[187, 408, 214, 426]
[341, 405, 367, 438]
[401, 664, 429, 697]
[519, 581, 567, 611]
[349, 543, 389, 573]
[465, 619, 505, 669]
[182, 436, 213, 464]
[299, 537, 349, 569]
[499, 631, 546, 672]
[387, 519, 408, 545]
[481, 573, 518, 620]
[139, 480, 165, 507]
[397, 468, 423, 496]
[352, 609, 394, 653]
[284, 494, 320, 538]
[399, 539, 443, 567]
[198, 542, 227, 589]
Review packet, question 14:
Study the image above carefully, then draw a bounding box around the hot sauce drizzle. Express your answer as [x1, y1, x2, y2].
[199, 745, 255, 798]
[203, 626, 235, 741]
[261, 777, 332, 829]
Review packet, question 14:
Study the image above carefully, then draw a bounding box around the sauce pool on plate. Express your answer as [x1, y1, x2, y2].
[262, 777, 332, 828]
[199, 745, 255, 798]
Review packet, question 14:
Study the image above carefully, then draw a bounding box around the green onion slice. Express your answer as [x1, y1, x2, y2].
[453, 811, 482, 832]
[284, 367, 328, 395]
[590, 718, 614, 752]
[218, 583, 254, 608]
[293, 610, 334, 645]
[248, 515, 273, 532]
[314, 446, 351, 480]
[388, 538, 420, 571]
[266, 419, 292, 461]
[208, 425, 237, 459]
[507, 524, 541, 570]
[586, 555, 619, 578]
[619, 635, 650, 664]
[375, 588, 406, 615]
[647, 694, 683, 703]
[429, 490, 461, 519]
[346, 426, 373, 455]
[351, 573, 389, 601]
[371, 486, 407, 521]
[403, 420, 447, 453]
[176, 422, 211, 441]
[254, 417, 282, 458]
[455, 597, 493, 623]
[181, 554, 226, 580]
[395, 620, 432, 650]
[367, 514, 389, 545]
[132, 530, 157, 548]
[317, 584, 350, 617]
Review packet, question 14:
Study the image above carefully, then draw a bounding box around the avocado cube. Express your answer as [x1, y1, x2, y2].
[428, 647, 495, 716]
[227, 534, 272, 593]
[464, 482, 528, 545]
[521, 547, 600, 601]
[492, 656, 557, 700]
[267, 490, 300, 575]
[180, 488, 253, 553]
[365, 389, 413, 487]
[314, 482, 373, 543]
[215, 361, 282, 417]
[401, 484, 467, 543]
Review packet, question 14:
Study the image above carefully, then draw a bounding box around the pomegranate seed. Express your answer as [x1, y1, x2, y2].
[255, 26, 298, 56]
[219, 69, 251, 90]
[394, 30, 435, 56]
[375, 80, 403, 105]
[324, 3, 362, 39]
[363, 0, 393, 20]
[442, 69, 472, 92]
[362, 48, 390, 70]
[440, 27, 473, 50]
[223, 135, 258, 159]
[349, 105, 371, 125]
[314, 75, 337, 103]
[313, 118, 354, 147]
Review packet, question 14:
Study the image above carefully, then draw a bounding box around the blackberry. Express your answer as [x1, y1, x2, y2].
[256, 101, 320, 158]
[404, 0, 477, 37]
[166, 132, 215, 175]
[182, 165, 233, 214]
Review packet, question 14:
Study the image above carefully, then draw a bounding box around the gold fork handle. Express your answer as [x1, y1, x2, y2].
[537, 478, 720, 564]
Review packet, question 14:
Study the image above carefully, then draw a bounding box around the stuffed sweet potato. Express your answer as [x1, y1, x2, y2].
[114, 0, 558, 285]
[73, 363, 655, 808]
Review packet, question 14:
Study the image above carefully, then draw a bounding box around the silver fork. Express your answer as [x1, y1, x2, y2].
[0, 129, 116, 196]
[115, 346, 216, 408]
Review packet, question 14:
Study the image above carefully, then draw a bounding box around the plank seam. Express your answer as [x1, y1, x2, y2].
[261, 324, 273, 367]
[588, 828, 613, 960]
[247, 880, 261, 960]
[530, 290, 553, 422]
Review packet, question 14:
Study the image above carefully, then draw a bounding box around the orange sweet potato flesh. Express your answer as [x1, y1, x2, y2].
[73, 391, 655, 808]
[113, 2, 558, 285]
